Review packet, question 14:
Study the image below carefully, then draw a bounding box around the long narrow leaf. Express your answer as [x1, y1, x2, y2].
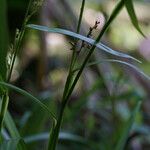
[125, 0, 145, 37]
[96, 0, 124, 41]
[27, 24, 140, 63]
[6, 118, 27, 150]
[74, 59, 150, 81]
[0, 109, 27, 149]
[24, 132, 86, 144]
[4, 112, 21, 139]
[0, 82, 56, 122]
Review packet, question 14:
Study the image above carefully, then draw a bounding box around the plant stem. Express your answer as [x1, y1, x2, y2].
[48, 1, 86, 149]
[7, 0, 32, 82]
[65, 0, 125, 101]
[62, 0, 86, 100]
[48, 102, 66, 150]
[47, 0, 125, 149]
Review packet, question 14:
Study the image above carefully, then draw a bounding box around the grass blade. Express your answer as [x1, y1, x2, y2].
[0, 89, 26, 148]
[4, 112, 21, 139]
[27, 24, 140, 63]
[125, 0, 145, 37]
[115, 100, 142, 150]
[4, 112, 27, 150]
[0, 107, 27, 149]
[24, 132, 86, 144]
[0, 82, 56, 122]
[74, 59, 150, 81]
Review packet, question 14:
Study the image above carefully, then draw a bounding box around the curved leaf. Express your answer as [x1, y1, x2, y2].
[27, 24, 141, 63]
[74, 59, 150, 81]
[24, 132, 86, 144]
[0, 82, 56, 122]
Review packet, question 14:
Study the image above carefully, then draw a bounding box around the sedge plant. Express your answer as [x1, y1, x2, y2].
[28, 0, 147, 149]
[0, 0, 149, 149]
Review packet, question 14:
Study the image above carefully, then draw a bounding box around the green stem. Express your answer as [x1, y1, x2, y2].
[7, 0, 32, 82]
[62, 0, 86, 100]
[47, 0, 125, 149]
[65, 0, 125, 102]
[48, 1, 86, 149]
[48, 102, 66, 150]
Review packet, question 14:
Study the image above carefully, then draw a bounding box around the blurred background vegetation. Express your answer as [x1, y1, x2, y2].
[4, 0, 150, 149]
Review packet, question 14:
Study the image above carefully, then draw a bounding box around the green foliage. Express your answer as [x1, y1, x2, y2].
[0, 139, 21, 150]
[27, 24, 140, 62]
[28, 0, 147, 149]
[0, 0, 149, 149]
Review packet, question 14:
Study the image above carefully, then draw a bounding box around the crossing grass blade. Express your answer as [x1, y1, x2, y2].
[24, 132, 87, 144]
[0, 108, 27, 149]
[0, 82, 56, 122]
[4, 114, 27, 150]
[125, 0, 145, 37]
[27, 24, 140, 63]
[4, 112, 22, 139]
[73, 59, 150, 81]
